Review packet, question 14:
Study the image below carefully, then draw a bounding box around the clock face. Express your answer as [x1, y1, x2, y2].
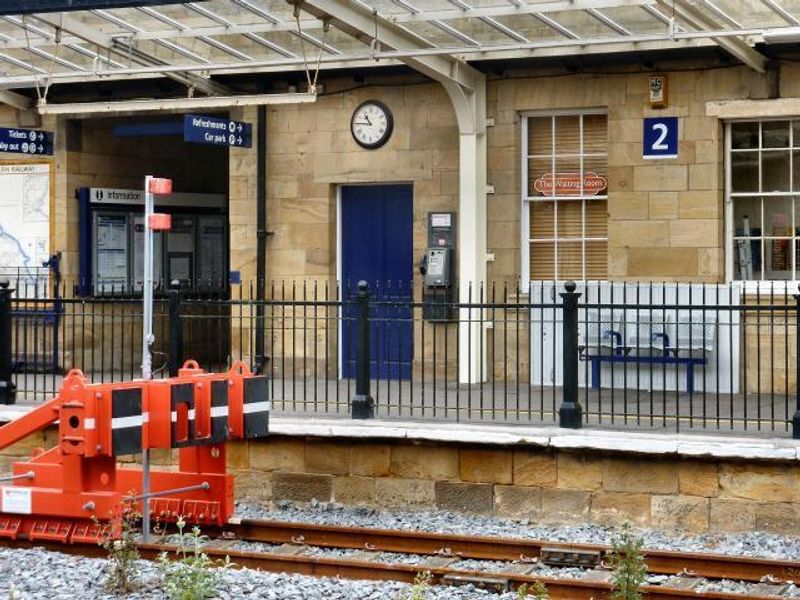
[351, 100, 393, 149]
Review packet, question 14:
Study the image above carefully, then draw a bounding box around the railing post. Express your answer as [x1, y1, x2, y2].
[351, 280, 374, 419]
[793, 288, 800, 439]
[167, 279, 183, 377]
[0, 281, 16, 405]
[559, 280, 582, 428]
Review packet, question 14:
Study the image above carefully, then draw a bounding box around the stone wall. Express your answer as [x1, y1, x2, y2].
[485, 63, 786, 284]
[222, 435, 800, 535]
[4, 425, 800, 534]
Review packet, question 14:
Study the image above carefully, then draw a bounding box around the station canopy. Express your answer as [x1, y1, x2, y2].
[0, 0, 797, 103]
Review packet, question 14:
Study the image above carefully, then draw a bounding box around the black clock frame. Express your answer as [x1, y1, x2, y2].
[350, 100, 394, 150]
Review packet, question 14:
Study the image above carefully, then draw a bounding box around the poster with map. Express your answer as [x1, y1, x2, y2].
[0, 163, 50, 286]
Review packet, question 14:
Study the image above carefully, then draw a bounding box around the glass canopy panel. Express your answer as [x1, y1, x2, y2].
[492, 15, 565, 43]
[0, 0, 796, 87]
[600, 5, 668, 35]
[410, 0, 459, 11]
[444, 16, 522, 45]
[542, 9, 616, 38]
[397, 20, 466, 46]
[714, 0, 789, 28]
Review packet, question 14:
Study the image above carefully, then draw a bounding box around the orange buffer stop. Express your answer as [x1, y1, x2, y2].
[0, 360, 269, 543]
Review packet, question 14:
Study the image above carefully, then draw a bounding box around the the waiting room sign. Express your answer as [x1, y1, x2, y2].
[532, 172, 607, 197]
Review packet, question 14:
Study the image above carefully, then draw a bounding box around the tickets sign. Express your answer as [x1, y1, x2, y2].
[532, 172, 607, 197]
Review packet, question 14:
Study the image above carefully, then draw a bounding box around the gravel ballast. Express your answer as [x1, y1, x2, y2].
[0, 546, 524, 600]
[234, 500, 800, 562]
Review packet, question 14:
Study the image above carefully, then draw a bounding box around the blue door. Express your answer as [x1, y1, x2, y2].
[341, 184, 413, 380]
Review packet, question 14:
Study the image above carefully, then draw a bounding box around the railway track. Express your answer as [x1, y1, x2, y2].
[1, 518, 798, 599]
[225, 518, 800, 584]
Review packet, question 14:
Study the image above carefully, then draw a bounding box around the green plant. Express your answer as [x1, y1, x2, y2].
[157, 517, 229, 600]
[517, 581, 549, 599]
[97, 502, 141, 593]
[399, 570, 432, 600]
[608, 523, 647, 600]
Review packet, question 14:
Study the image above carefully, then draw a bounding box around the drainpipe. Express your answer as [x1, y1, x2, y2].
[255, 105, 266, 372]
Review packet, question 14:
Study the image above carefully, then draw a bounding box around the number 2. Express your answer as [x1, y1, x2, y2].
[651, 123, 669, 150]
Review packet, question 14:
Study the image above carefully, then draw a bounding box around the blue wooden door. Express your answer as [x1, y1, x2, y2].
[341, 184, 413, 380]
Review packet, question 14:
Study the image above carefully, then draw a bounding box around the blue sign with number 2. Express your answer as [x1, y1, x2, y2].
[643, 117, 678, 159]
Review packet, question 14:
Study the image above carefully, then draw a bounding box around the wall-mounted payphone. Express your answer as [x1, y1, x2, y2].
[419, 212, 456, 322]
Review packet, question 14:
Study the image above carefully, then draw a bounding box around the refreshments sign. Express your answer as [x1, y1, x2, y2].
[533, 172, 607, 197]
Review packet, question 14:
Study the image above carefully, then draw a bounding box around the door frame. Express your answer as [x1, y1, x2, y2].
[336, 181, 413, 379]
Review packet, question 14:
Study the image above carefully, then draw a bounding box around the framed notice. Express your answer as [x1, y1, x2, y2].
[0, 162, 52, 283]
[93, 212, 129, 293]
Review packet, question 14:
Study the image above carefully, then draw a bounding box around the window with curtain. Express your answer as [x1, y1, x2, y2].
[523, 112, 608, 281]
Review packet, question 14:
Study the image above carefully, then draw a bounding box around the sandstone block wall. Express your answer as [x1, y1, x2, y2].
[5, 426, 800, 535]
[222, 435, 800, 535]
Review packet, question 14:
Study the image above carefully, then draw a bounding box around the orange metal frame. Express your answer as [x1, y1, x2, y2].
[0, 361, 268, 543]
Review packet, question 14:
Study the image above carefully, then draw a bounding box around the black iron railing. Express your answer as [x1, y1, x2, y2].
[3, 277, 800, 438]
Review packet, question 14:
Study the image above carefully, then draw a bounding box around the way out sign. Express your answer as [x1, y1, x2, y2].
[643, 117, 678, 159]
[183, 114, 252, 148]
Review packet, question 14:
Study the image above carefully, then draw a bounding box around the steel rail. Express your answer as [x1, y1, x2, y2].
[225, 518, 800, 584]
[0, 536, 783, 600]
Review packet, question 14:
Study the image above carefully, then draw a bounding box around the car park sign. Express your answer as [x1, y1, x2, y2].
[0, 127, 53, 155]
[183, 114, 252, 148]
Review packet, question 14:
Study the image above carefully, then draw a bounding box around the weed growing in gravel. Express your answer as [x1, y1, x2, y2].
[516, 581, 549, 599]
[157, 517, 231, 600]
[608, 522, 647, 600]
[96, 499, 141, 594]
[399, 570, 432, 600]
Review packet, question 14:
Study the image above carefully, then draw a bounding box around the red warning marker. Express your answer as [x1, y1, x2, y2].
[148, 213, 172, 231]
[148, 178, 173, 195]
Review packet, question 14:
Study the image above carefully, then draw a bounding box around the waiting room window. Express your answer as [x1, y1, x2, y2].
[728, 120, 800, 281]
[522, 112, 608, 282]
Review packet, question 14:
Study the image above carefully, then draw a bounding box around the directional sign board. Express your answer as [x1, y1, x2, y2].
[183, 114, 252, 148]
[643, 117, 678, 159]
[0, 1, 191, 16]
[0, 127, 53, 156]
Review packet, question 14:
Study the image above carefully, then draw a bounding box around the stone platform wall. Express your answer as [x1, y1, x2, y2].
[2, 428, 797, 535]
[225, 436, 799, 535]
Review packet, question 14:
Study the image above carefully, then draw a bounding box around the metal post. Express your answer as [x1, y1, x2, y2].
[559, 280, 583, 429]
[793, 288, 800, 439]
[351, 280, 374, 419]
[255, 104, 267, 373]
[141, 175, 154, 542]
[0, 281, 16, 405]
[167, 280, 183, 377]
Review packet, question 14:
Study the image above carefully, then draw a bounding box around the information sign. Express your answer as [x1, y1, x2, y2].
[183, 114, 252, 148]
[0, 127, 53, 155]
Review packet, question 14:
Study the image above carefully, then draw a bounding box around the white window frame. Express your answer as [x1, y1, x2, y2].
[520, 108, 608, 287]
[724, 118, 800, 291]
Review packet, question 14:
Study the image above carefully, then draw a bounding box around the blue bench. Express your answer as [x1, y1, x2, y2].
[580, 310, 715, 393]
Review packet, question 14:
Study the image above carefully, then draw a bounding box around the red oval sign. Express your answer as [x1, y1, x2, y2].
[533, 172, 607, 197]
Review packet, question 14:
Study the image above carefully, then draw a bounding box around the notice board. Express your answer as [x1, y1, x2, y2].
[0, 162, 51, 274]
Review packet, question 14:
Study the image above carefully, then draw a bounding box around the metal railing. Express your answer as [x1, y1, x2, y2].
[3, 277, 800, 437]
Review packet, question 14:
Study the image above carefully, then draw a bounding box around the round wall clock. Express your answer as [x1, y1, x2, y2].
[351, 100, 393, 149]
